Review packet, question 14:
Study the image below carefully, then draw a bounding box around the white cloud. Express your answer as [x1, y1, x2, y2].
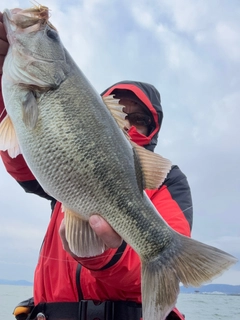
[189, 90, 240, 148]
[131, 5, 156, 30]
[161, 0, 209, 33]
[215, 22, 240, 62]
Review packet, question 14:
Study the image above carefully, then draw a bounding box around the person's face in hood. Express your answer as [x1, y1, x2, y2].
[119, 97, 151, 136]
[102, 82, 162, 151]
[113, 91, 153, 138]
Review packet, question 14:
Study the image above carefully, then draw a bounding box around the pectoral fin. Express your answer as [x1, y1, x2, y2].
[22, 91, 39, 129]
[0, 115, 21, 158]
[63, 206, 107, 257]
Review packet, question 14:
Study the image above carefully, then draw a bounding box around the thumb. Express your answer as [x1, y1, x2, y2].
[89, 215, 122, 249]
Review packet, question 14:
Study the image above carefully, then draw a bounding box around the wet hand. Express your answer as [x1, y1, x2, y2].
[59, 215, 122, 257]
[0, 12, 9, 74]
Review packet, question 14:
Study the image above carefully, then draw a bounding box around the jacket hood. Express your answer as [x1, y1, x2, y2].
[101, 80, 163, 151]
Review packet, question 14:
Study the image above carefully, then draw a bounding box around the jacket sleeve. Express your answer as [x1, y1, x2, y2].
[1, 150, 56, 203]
[76, 241, 128, 270]
[147, 165, 193, 237]
[0, 74, 33, 181]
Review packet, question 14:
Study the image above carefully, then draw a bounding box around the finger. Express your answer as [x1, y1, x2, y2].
[0, 56, 4, 74]
[0, 39, 9, 55]
[89, 215, 122, 249]
[0, 19, 8, 42]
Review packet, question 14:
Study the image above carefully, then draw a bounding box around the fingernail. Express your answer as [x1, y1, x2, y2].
[89, 215, 101, 228]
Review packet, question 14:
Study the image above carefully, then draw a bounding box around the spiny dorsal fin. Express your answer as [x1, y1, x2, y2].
[103, 95, 172, 189]
[102, 95, 128, 131]
[0, 115, 21, 158]
[132, 142, 172, 189]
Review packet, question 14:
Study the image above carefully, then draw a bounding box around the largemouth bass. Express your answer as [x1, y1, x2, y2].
[0, 6, 237, 320]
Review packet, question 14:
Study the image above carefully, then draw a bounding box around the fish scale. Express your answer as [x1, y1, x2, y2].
[0, 6, 237, 320]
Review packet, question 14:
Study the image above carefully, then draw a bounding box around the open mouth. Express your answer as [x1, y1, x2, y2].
[3, 6, 53, 45]
[3, 6, 56, 39]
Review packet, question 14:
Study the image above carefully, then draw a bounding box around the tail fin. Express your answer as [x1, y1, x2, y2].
[141, 233, 237, 320]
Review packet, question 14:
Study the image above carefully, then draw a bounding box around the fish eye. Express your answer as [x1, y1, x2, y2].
[46, 29, 59, 41]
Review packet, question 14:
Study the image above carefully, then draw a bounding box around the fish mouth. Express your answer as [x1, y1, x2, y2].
[3, 6, 50, 27]
[3, 6, 53, 43]
[3, 9, 17, 36]
[2, 6, 64, 90]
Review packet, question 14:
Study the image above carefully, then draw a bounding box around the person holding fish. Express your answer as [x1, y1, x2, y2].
[0, 7, 235, 320]
[0, 10, 193, 319]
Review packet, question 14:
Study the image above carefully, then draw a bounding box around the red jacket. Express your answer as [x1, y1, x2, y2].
[1, 151, 192, 318]
[0, 79, 193, 319]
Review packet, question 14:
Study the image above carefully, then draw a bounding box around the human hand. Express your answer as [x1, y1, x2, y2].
[0, 12, 9, 74]
[59, 215, 122, 257]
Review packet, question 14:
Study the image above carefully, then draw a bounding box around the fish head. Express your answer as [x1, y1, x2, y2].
[3, 6, 70, 90]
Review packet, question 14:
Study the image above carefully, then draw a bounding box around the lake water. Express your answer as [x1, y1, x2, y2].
[0, 285, 240, 320]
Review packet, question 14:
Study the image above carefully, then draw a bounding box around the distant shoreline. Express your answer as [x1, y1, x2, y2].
[1, 280, 239, 294]
[0, 280, 33, 286]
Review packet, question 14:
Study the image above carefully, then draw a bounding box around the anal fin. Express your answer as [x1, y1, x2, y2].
[63, 207, 107, 257]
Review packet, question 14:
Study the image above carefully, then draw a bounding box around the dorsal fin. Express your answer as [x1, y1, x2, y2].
[102, 95, 128, 130]
[102, 95, 172, 189]
[0, 115, 21, 158]
[132, 142, 172, 189]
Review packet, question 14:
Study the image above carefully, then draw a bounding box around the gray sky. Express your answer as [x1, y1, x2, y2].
[0, 0, 239, 285]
